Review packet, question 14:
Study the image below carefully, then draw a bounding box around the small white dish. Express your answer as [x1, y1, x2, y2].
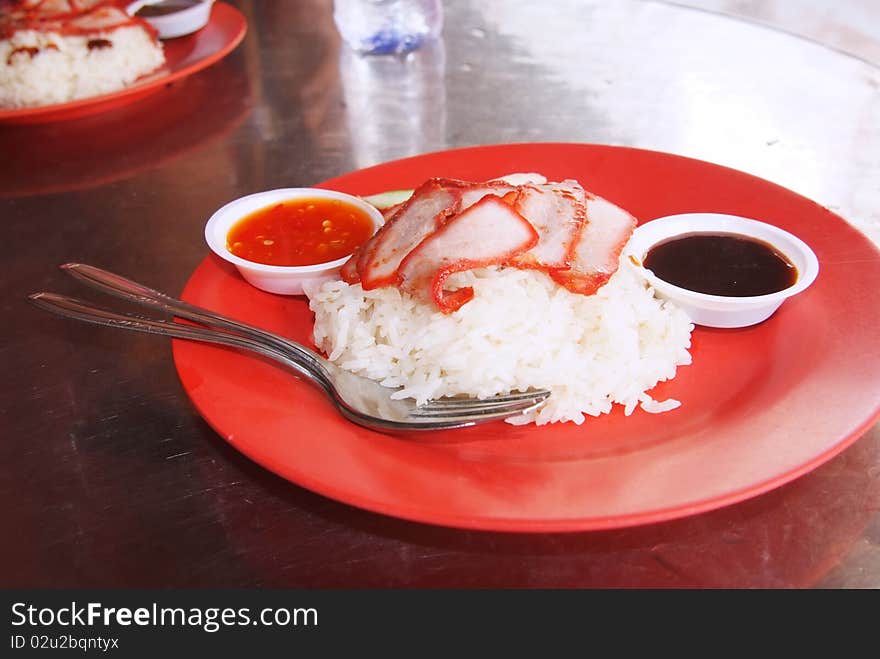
[205, 188, 384, 295]
[126, 0, 214, 39]
[625, 213, 819, 328]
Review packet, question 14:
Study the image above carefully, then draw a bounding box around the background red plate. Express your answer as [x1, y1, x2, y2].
[0, 2, 246, 124]
[172, 143, 880, 532]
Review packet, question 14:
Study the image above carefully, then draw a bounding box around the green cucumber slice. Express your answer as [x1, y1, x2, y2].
[361, 189, 414, 210]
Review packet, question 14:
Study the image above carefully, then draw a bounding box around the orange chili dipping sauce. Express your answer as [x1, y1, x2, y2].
[226, 197, 375, 267]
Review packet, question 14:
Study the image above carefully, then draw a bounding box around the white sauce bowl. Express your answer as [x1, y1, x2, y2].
[625, 213, 819, 328]
[126, 0, 214, 39]
[205, 188, 384, 295]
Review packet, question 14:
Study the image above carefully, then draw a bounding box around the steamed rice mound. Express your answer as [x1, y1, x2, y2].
[0, 26, 164, 108]
[306, 259, 694, 426]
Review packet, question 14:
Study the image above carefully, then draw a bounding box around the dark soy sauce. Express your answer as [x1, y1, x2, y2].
[136, 1, 200, 17]
[643, 233, 798, 297]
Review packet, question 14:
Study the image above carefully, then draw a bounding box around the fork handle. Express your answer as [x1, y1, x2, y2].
[28, 292, 332, 395]
[61, 263, 328, 375]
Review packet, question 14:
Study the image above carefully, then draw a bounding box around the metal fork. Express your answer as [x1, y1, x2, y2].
[28, 263, 550, 433]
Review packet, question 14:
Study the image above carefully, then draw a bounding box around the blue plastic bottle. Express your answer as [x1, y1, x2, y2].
[333, 0, 444, 55]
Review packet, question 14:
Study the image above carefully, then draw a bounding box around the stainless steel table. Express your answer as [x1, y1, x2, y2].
[2, 0, 878, 588]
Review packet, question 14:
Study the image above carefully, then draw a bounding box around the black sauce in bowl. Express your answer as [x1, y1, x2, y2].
[643, 233, 798, 297]
[136, 1, 200, 17]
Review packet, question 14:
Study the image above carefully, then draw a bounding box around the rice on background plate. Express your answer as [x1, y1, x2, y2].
[306, 259, 694, 427]
[0, 1, 165, 109]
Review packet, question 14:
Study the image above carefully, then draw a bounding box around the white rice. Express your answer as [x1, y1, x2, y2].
[305, 258, 694, 426]
[0, 26, 164, 108]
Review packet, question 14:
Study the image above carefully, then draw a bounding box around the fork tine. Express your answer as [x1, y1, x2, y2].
[411, 395, 549, 419]
[417, 390, 550, 411]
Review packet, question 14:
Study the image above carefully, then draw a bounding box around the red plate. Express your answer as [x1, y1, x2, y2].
[173, 143, 880, 532]
[0, 2, 246, 124]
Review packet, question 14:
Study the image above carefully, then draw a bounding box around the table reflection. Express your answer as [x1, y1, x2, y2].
[339, 39, 446, 169]
[0, 63, 252, 198]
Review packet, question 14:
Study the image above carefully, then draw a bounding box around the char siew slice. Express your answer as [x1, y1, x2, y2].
[355, 179, 461, 289]
[508, 180, 586, 271]
[454, 181, 517, 216]
[62, 6, 143, 33]
[550, 193, 637, 295]
[397, 196, 539, 314]
[344, 178, 515, 287]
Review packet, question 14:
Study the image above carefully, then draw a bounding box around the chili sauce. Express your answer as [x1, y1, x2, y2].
[227, 197, 375, 267]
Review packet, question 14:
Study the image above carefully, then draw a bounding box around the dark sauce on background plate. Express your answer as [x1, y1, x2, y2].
[136, 1, 200, 17]
[644, 233, 798, 296]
